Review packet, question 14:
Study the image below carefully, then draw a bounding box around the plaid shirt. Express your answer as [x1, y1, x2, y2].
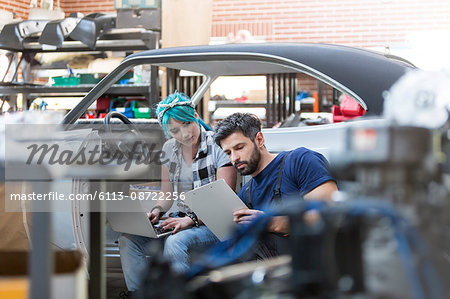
[165, 127, 231, 211]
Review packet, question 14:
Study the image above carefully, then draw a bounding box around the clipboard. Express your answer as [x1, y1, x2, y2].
[184, 179, 247, 241]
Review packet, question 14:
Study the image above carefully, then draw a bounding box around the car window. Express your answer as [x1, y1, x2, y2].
[209, 73, 366, 128]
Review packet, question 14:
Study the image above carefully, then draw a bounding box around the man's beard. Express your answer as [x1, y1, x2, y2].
[233, 143, 261, 176]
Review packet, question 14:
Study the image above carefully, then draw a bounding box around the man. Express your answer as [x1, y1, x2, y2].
[214, 113, 337, 236]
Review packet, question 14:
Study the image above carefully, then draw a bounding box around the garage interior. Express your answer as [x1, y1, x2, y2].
[1, 1, 450, 299]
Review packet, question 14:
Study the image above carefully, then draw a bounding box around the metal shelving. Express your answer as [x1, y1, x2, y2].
[0, 83, 152, 109]
[0, 28, 159, 53]
[0, 28, 159, 112]
[0, 18, 161, 299]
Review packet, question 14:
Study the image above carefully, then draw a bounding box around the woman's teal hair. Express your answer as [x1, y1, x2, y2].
[157, 91, 210, 138]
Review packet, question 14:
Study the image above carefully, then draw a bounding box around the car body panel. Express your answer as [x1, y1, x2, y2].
[263, 118, 387, 157]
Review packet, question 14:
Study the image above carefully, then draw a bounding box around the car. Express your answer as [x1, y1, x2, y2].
[67, 42, 416, 294]
[4, 43, 416, 297]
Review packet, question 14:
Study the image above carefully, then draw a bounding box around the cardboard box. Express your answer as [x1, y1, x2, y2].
[116, 9, 161, 30]
[115, 0, 161, 9]
[0, 251, 87, 299]
[161, 0, 212, 47]
[0, 183, 32, 251]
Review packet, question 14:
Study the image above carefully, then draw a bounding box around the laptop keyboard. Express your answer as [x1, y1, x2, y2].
[153, 220, 174, 235]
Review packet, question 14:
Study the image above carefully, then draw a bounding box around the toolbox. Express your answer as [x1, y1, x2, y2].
[131, 100, 151, 118]
[109, 98, 134, 118]
[51, 76, 79, 86]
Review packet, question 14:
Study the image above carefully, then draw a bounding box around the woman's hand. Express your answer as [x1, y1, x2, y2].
[160, 216, 194, 234]
[148, 210, 161, 224]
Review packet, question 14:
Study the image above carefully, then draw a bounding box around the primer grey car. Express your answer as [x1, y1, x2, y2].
[60, 43, 414, 285]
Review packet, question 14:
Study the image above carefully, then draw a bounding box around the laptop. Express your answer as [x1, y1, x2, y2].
[106, 196, 173, 238]
[184, 179, 247, 241]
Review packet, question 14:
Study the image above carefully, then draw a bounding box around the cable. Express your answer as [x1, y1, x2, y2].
[187, 213, 271, 278]
[403, 221, 444, 299]
[330, 200, 440, 299]
[187, 200, 327, 278]
[21, 183, 32, 249]
[187, 199, 443, 299]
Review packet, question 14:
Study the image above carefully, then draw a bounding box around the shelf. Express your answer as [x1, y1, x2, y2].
[0, 29, 159, 53]
[0, 83, 151, 97]
[212, 100, 268, 108]
[0, 27, 160, 112]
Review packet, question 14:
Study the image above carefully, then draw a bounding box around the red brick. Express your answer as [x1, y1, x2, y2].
[3, 0, 450, 52]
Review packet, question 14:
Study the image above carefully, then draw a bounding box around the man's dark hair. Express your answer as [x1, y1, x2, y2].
[214, 113, 262, 146]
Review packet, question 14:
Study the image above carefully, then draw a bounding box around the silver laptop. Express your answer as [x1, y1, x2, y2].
[184, 179, 247, 241]
[106, 196, 173, 238]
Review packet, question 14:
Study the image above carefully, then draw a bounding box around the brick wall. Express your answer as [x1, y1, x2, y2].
[4, 0, 450, 113]
[0, 0, 30, 19]
[0, 0, 114, 19]
[212, 0, 450, 48]
[209, 0, 450, 106]
[5, 0, 450, 50]
[61, 0, 114, 15]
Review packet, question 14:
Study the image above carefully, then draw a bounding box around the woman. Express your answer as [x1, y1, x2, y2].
[119, 92, 236, 292]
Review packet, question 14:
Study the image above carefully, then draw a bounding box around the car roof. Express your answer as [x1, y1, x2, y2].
[125, 43, 415, 116]
[64, 43, 415, 124]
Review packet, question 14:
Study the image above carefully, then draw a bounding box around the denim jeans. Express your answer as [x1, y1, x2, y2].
[119, 225, 219, 291]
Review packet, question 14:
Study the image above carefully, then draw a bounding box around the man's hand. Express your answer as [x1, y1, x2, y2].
[160, 217, 194, 234]
[234, 208, 290, 234]
[233, 208, 264, 225]
[267, 216, 290, 234]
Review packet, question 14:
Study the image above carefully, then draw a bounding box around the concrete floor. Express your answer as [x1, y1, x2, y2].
[107, 272, 128, 299]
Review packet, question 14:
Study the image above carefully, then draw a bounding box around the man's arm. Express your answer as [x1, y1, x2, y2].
[235, 180, 338, 234]
[217, 165, 237, 191]
[303, 180, 337, 202]
[267, 180, 338, 233]
[233, 209, 289, 234]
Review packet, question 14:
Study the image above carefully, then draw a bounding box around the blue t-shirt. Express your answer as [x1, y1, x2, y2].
[237, 147, 334, 209]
